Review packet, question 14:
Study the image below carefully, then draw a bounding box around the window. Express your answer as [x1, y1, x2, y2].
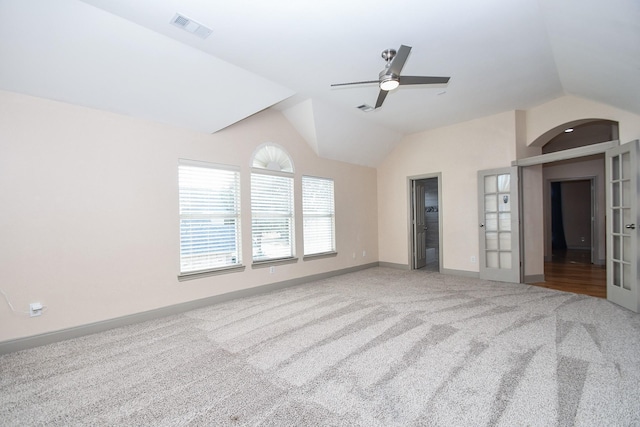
[302, 176, 336, 255]
[178, 160, 241, 275]
[251, 144, 295, 262]
[252, 144, 293, 173]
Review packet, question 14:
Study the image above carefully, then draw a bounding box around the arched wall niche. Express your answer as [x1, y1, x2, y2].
[529, 118, 619, 151]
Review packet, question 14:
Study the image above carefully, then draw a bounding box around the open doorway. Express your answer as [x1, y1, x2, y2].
[536, 155, 607, 298]
[409, 175, 441, 271]
[521, 119, 615, 298]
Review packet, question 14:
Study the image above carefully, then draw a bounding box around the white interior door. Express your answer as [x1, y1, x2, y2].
[413, 180, 427, 269]
[606, 140, 639, 312]
[478, 167, 521, 283]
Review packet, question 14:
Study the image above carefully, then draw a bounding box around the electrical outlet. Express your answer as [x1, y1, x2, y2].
[362, 250, 366, 257]
[470, 256, 477, 263]
[29, 302, 43, 317]
[269, 266, 275, 274]
[352, 252, 356, 259]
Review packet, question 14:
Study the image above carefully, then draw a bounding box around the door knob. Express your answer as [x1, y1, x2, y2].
[625, 224, 636, 230]
[480, 224, 484, 228]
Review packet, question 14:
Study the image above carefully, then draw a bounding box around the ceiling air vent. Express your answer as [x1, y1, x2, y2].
[356, 104, 374, 112]
[170, 13, 212, 39]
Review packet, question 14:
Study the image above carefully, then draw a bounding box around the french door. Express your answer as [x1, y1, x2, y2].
[478, 167, 521, 283]
[606, 140, 639, 312]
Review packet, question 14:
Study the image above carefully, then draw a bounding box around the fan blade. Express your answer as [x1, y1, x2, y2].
[399, 76, 450, 85]
[375, 90, 388, 109]
[331, 80, 380, 87]
[388, 45, 411, 76]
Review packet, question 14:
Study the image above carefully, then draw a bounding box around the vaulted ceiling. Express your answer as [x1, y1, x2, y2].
[1, 0, 638, 166]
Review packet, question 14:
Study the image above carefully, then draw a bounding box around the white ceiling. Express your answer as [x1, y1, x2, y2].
[1, 0, 638, 166]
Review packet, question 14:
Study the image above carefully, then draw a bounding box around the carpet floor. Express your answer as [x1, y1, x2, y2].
[1, 267, 639, 426]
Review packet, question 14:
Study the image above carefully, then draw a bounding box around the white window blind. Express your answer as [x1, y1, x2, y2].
[178, 161, 241, 274]
[251, 172, 294, 261]
[302, 176, 335, 255]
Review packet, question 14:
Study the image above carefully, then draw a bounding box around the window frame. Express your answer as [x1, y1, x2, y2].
[250, 168, 297, 265]
[302, 175, 337, 258]
[177, 159, 244, 280]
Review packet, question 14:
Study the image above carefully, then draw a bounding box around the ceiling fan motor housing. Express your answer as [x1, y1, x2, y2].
[379, 70, 399, 91]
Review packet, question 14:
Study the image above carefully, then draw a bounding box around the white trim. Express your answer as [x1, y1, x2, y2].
[407, 173, 443, 271]
[250, 167, 294, 178]
[379, 261, 411, 270]
[512, 140, 619, 167]
[251, 257, 298, 268]
[178, 265, 246, 281]
[440, 268, 480, 278]
[524, 274, 544, 283]
[303, 251, 338, 261]
[178, 158, 240, 171]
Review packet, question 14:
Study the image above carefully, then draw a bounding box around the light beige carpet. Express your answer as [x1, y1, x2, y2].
[1, 267, 639, 426]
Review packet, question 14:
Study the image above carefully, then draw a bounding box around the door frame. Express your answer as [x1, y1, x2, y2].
[513, 139, 619, 287]
[407, 173, 443, 271]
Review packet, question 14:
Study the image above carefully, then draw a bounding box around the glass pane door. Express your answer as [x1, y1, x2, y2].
[478, 167, 520, 283]
[606, 141, 639, 312]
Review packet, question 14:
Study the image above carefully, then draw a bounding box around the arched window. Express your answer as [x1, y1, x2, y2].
[252, 143, 294, 173]
[251, 144, 295, 262]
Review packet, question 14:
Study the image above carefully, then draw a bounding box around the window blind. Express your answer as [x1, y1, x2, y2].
[251, 172, 294, 261]
[178, 162, 241, 273]
[302, 176, 335, 255]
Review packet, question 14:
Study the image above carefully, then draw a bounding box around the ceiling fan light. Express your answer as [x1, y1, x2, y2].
[380, 78, 399, 91]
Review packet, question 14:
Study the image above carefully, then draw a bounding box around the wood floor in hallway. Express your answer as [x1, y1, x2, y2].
[532, 249, 606, 299]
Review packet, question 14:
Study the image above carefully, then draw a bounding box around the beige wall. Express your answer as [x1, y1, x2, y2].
[377, 111, 518, 272]
[525, 95, 640, 147]
[561, 180, 594, 249]
[0, 90, 378, 342]
[521, 165, 544, 279]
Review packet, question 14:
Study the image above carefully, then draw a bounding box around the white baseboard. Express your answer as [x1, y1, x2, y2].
[378, 262, 411, 270]
[440, 268, 480, 278]
[524, 274, 545, 283]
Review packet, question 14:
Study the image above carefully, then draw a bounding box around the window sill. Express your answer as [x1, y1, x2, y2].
[303, 251, 338, 261]
[178, 264, 246, 281]
[251, 257, 299, 269]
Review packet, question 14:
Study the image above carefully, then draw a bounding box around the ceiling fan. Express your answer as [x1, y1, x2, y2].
[331, 45, 450, 109]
